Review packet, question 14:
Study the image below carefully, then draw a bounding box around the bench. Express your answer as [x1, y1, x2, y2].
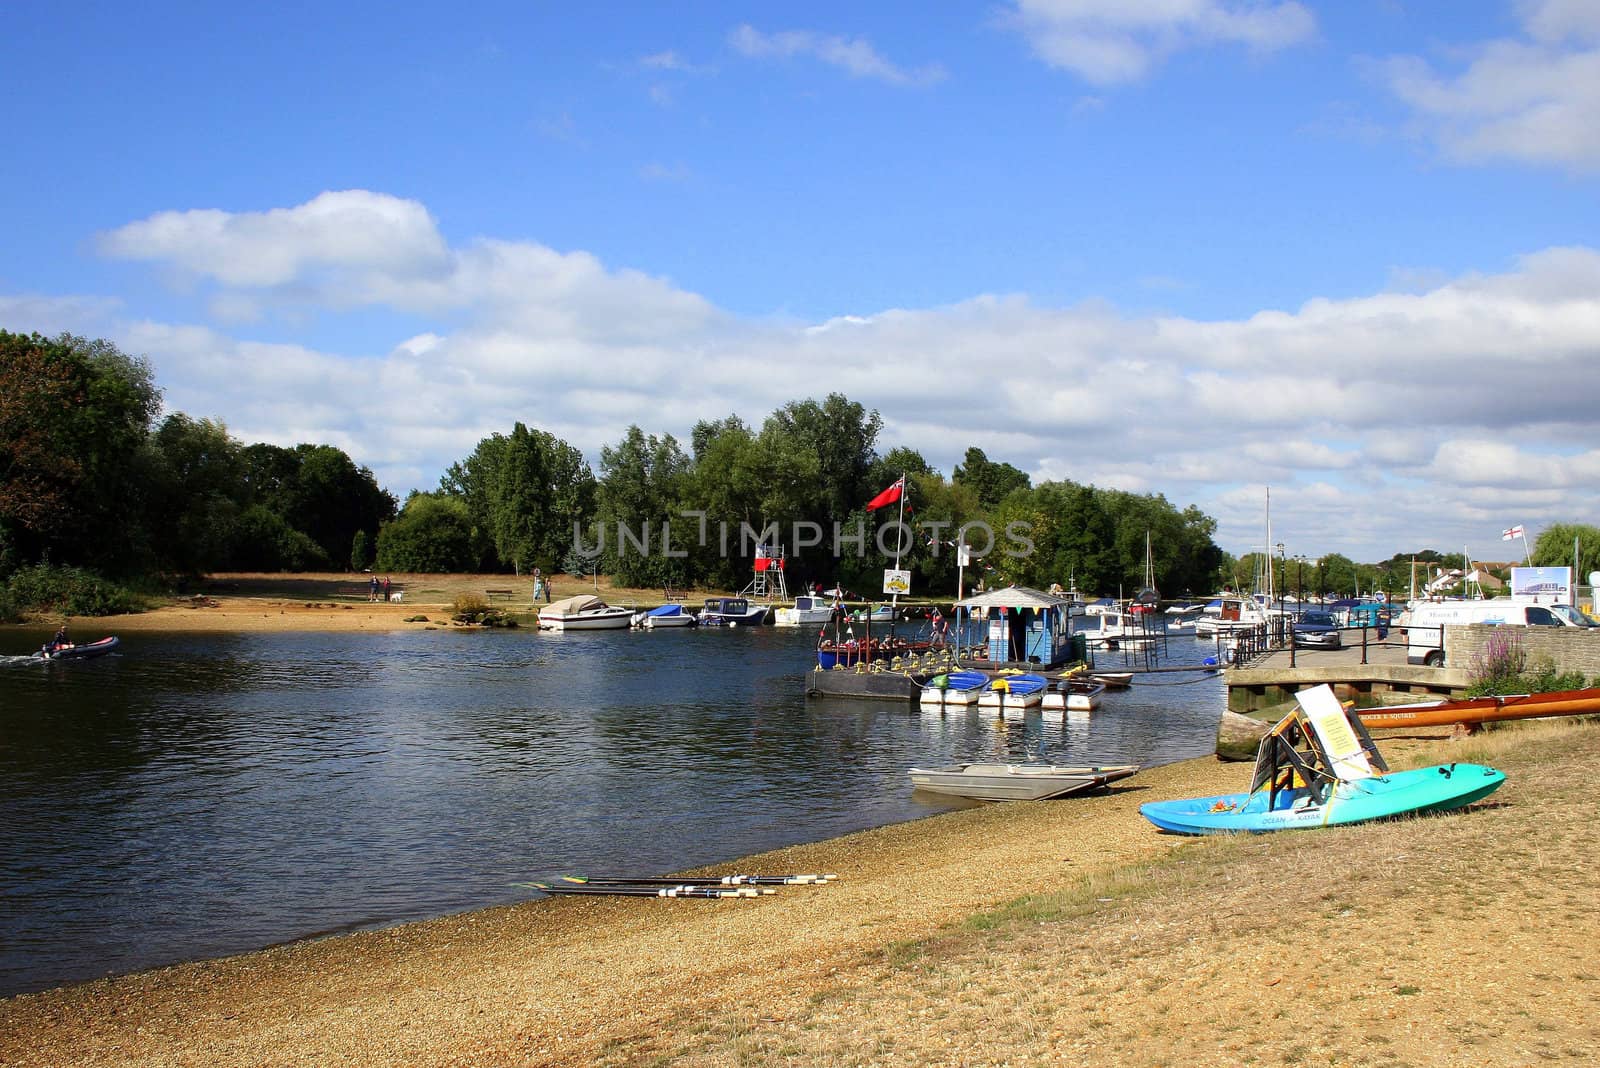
[485, 588, 515, 602]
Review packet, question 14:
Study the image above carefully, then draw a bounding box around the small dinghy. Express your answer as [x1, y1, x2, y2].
[40, 636, 119, 660]
[919, 669, 989, 707]
[909, 762, 1140, 802]
[1140, 684, 1506, 835]
[977, 672, 1047, 711]
[1043, 676, 1106, 711]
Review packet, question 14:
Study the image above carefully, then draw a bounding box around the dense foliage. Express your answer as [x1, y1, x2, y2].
[1, 331, 394, 609]
[14, 330, 1598, 610]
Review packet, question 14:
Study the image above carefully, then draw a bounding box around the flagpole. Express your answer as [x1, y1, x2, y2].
[1522, 530, 1532, 567]
[891, 471, 906, 611]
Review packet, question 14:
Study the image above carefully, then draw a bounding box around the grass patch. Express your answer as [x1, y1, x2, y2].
[659, 719, 1600, 1066]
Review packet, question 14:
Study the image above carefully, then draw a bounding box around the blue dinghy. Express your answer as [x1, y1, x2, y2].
[1140, 683, 1506, 835]
[919, 669, 989, 707]
[977, 672, 1048, 710]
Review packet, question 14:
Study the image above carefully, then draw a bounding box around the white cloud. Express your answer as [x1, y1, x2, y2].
[1375, 0, 1600, 171]
[97, 191, 452, 288]
[729, 24, 947, 87]
[1003, 0, 1316, 86]
[53, 191, 1600, 562]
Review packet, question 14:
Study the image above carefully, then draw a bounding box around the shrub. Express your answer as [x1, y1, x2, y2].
[5, 563, 146, 617]
[1465, 629, 1528, 696]
[1465, 631, 1590, 696]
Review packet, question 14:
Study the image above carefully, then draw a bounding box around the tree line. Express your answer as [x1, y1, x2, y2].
[1, 331, 394, 583]
[10, 330, 1591, 606]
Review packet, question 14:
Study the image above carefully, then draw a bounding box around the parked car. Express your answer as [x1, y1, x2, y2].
[1293, 609, 1342, 649]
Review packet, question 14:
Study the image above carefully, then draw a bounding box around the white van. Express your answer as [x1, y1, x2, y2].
[1401, 600, 1563, 666]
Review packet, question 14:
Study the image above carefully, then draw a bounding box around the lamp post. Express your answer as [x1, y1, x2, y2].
[1275, 542, 1286, 647]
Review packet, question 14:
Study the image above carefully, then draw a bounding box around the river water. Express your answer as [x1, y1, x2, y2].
[0, 623, 1225, 996]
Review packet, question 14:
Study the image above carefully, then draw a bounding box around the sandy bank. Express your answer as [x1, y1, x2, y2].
[0, 756, 1243, 1066]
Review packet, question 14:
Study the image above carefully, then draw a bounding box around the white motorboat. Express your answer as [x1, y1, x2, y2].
[774, 594, 837, 626]
[634, 604, 696, 629]
[1192, 595, 1269, 637]
[539, 594, 634, 631]
[908, 763, 1140, 802]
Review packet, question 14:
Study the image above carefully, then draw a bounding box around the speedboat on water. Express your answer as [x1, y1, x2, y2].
[40, 636, 119, 660]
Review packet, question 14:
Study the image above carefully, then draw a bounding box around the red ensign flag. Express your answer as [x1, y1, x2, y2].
[865, 478, 904, 511]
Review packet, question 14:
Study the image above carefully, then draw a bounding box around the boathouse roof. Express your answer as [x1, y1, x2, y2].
[957, 585, 1071, 610]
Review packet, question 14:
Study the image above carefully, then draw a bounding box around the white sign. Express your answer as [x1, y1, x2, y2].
[957, 545, 971, 567]
[1511, 566, 1571, 604]
[883, 568, 912, 596]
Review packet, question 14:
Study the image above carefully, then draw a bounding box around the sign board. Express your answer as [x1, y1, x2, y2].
[957, 545, 971, 567]
[1510, 566, 1572, 604]
[882, 568, 912, 596]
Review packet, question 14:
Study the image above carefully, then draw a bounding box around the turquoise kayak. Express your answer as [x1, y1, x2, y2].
[1139, 762, 1506, 835]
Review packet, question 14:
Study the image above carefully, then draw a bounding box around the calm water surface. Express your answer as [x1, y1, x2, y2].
[0, 624, 1225, 995]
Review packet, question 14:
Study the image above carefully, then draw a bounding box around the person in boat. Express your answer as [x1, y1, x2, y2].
[43, 624, 69, 656]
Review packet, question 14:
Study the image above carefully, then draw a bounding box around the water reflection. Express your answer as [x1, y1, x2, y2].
[0, 625, 1224, 995]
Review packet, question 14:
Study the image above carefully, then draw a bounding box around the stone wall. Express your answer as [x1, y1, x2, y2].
[1444, 624, 1600, 679]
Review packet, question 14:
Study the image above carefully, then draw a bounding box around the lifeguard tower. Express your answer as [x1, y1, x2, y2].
[743, 543, 788, 602]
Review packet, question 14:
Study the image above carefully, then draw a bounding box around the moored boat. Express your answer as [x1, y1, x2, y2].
[698, 597, 770, 626]
[908, 762, 1140, 802]
[849, 603, 896, 623]
[919, 669, 989, 706]
[538, 594, 633, 631]
[1141, 683, 1506, 835]
[773, 594, 837, 627]
[1044, 677, 1105, 711]
[817, 635, 931, 669]
[1355, 686, 1600, 730]
[976, 672, 1047, 711]
[635, 604, 696, 629]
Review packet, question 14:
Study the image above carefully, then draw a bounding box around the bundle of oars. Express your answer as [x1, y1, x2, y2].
[516, 873, 838, 899]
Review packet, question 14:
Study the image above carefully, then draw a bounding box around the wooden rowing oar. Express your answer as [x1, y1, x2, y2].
[563, 873, 838, 887]
[517, 881, 759, 899]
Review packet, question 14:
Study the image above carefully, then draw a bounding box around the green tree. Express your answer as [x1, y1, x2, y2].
[762, 393, 882, 530]
[147, 413, 247, 573]
[485, 423, 595, 574]
[953, 446, 1031, 509]
[0, 331, 162, 574]
[231, 504, 329, 570]
[595, 426, 692, 588]
[1530, 523, 1600, 579]
[374, 494, 476, 572]
[287, 445, 395, 566]
[350, 529, 372, 571]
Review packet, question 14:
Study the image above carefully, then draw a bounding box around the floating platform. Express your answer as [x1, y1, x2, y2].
[805, 668, 921, 702]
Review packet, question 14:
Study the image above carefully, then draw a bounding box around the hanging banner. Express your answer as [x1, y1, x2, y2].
[882, 568, 912, 596]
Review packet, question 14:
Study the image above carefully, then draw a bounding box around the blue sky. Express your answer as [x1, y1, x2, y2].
[4, 1, 1598, 566]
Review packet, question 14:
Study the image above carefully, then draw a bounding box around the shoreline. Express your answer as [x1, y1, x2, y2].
[0, 752, 1248, 1065]
[3, 721, 1594, 1065]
